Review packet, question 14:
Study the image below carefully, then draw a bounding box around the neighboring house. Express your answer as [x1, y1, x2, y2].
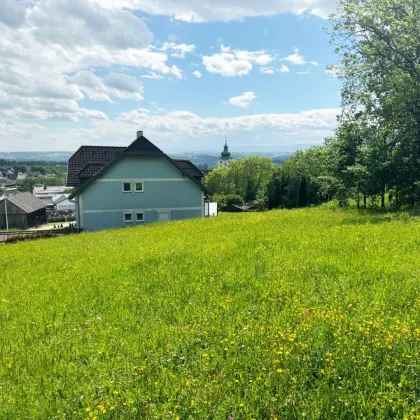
[0, 192, 47, 230]
[67, 132, 209, 232]
[33, 186, 70, 210]
[33, 185, 69, 198]
[0, 177, 15, 186]
[17, 172, 27, 181]
[52, 194, 75, 213]
[0, 177, 17, 193]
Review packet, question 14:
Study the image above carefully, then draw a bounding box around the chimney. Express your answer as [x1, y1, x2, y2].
[137, 131, 143, 138]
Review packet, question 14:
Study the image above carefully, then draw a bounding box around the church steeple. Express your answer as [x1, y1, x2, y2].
[220, 137, 231, 160]
[218, 137, 233, 167]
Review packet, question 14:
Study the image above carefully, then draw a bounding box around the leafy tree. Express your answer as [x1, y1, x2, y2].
[212, 194, 244, 210]
[267, 146, 333, 209]
[204, 157, 274, 202]
[297, 176, 309, 208]
[21, 176, 66, 192]
[328, 0, 420, 206]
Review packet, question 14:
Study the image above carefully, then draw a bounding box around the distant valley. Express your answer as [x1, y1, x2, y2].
[0, 151, 291, 167]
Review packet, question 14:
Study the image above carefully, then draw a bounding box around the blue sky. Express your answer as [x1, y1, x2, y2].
[0, 0, 340, 153]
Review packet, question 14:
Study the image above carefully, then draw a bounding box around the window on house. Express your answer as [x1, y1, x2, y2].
[135, 182, 144, 193]
[124, 212, 133, 223]
[136, 212, 144, 222]
[123, 182, 132, 193]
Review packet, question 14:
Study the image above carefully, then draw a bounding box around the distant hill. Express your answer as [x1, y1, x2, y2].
[0, 152, 73, 163]
[0, 151, 291, 166]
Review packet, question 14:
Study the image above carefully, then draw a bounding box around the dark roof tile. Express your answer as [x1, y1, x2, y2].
[173, 160, 204, 178]
[67, 136, 210, 196]
[77, 163, 106, 178]
[67, 146, 125, 187]
[124, 136, 163, 155]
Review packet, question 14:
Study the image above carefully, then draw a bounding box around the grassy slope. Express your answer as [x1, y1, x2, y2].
[1, 208, 420, 419]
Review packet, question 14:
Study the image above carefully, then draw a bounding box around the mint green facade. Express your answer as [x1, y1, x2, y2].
[76, 156, 204, 232]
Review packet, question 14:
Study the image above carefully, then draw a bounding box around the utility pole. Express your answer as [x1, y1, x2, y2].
[2, 186, 8, 231]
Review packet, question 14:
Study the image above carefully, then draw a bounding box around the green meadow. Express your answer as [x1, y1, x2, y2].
[2, 207, 420, 419]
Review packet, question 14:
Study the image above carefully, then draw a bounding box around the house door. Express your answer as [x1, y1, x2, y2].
[158, 211, 171, 222]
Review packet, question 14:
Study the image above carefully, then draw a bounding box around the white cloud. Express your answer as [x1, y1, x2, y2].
[0, 0, 338, 154]
[115, 108, 339, 139]
[141, 73, 164, 80]
[159, 42, 196, 58]
[0, 0, 187, 126]
[193, 71, 202, 78]
[260, 64, 290, 74]
[229, 92, 256, 108]
[326, 65, 341, 78]
[203, 45, 274, 77]
[297, 71, 310, 75]
[90, 0, 334, 22]
[68, 71, 144, 102]
[29, 0, 152, 49]
[0, 107, 340, 152]
[0, 93, 109, 122]
[260, 67, 274, 74]
[0, 0, 28, 28]
[283, 49, 306, 65]
[168, 34, 180, 42]
[104, 72, 144, 99]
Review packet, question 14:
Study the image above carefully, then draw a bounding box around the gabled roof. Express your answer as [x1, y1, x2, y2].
[68, 135, 209, 199]
[2, 192, 46, 214]
[124, 136, 164, 155]
[52, 194, 70, 204]
[77, 163, 106, 179]
[67, 146, 125, 187]
[173, 160, 204, 178]
[0, 177, 16, 186]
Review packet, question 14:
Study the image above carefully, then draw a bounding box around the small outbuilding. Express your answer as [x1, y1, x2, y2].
[0, 192, 47, 230]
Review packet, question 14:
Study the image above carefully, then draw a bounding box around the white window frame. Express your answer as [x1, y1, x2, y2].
[122, 181, 132, 193]
[136, 212, 145, 222]
[134, 181, 145, 193]
[123, 212, 133, 223]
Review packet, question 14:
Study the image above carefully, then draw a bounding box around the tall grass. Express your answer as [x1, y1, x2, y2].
[1, 207, 420, 419]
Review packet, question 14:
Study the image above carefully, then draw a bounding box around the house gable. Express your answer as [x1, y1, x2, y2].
[80, 155, 203, 212]
[69, 134, 209, 199]
[102, 155, 187, 180]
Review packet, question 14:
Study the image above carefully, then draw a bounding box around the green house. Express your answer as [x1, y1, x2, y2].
[68, 132, 209, 232]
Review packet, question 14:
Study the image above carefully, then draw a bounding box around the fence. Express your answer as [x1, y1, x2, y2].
[0, 229, 83, 244]
[204, 202, 218, 217]
[0, 211, 47, 230]
[0, 214, 28, 230]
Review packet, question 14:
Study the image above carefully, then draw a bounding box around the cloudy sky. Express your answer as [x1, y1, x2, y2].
[0, 0, 341, 153]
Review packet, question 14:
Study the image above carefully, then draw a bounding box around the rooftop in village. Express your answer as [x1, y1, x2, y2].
[67, 131, 205, 192]
[33, 186, 69, 196]
[0, 192, 46, 214]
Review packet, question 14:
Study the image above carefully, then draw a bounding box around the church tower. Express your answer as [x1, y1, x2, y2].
[218, 138, 232, 168]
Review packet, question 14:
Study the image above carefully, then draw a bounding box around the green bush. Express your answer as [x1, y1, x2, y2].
[212, 193, 244, 210]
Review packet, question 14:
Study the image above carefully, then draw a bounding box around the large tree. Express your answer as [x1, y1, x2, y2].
[329, 0, 420, 205]
[204, 157, 274, 202]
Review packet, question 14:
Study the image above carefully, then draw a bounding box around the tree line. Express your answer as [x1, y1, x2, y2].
[203, 148, 334, 210]
[205, 0, 420, 210]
